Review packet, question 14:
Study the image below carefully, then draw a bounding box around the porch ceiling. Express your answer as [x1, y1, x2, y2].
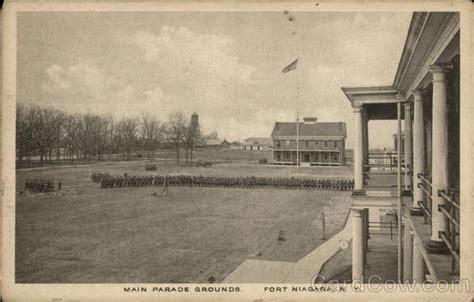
[341, 86, 404, 120]
[365, 103, 405, 120]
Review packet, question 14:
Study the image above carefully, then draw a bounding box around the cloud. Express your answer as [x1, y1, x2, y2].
[132, 26, 255, 85]
[41, 62, 138, 116]
[32, 13, 410, 146]
[129, 26, 265, 138]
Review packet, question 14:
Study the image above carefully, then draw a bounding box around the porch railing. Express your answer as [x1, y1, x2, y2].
[407, 217, 439, 283]
[417, 172, 460, 274]
[366, 151, 405, 170]
[438, 188, 460, 274]
[417, 173, 432, 224]
[369, 221, 398, 239]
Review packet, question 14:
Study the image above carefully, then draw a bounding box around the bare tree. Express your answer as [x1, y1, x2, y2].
[116, 117, 139, 158]
[31, 107, 61, 165]
[167, 112, 188, 165]
[16, 103, 30, 162]
[16, 103, 166, 163]
[140, 114, 163, 158]
[63, 114, 82, 162]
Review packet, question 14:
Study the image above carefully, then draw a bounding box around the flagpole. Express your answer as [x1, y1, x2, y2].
[281, 56, 300, 168]
[296, 81, 299, 169]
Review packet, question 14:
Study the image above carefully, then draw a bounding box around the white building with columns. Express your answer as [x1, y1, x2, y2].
[342, 12, 461, 283]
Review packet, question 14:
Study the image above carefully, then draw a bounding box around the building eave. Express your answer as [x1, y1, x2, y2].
[342, 12, 460, 104]
[392, 12, 429, 91]
[341, 86, 399, 107]
[393, 12, 460, 99]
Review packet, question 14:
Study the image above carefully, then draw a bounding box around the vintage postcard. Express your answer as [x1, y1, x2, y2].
[2, 1, 473, 301]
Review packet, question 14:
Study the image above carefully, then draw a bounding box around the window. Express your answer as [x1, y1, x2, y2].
[324, 140, 328, 148]
[285, 140, 290, 148]
[276, 140, 281, 148]
[305, 141, 309, 148]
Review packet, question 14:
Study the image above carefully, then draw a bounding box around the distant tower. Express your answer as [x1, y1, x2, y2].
[191, 112, 199, 131]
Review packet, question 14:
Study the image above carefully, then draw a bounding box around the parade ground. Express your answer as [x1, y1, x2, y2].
[15, 160, 353, 283]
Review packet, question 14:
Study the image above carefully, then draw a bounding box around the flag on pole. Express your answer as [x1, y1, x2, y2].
[282, 58, 298, 73]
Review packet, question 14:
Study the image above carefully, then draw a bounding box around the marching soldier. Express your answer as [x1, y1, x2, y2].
[162, 176, 169, 195]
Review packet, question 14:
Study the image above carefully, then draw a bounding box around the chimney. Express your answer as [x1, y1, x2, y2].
[303, 117, 317, 124]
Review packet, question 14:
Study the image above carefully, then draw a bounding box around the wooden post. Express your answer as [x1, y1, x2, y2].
[390, 221, 393, 240]
[363, 208, 369, 267]
[321, 209, 326, 240]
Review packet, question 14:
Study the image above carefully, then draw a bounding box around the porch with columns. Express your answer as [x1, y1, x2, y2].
[338, 11, 461, 284]
[342, 63, 459, 283]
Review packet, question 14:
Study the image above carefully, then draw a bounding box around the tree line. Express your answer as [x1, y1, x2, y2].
[16, 103, 203, 165]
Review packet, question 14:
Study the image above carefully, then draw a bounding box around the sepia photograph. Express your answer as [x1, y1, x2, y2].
[2, 1, 473, 301]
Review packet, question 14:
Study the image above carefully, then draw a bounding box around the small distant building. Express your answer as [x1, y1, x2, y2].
[271, 117, 347, 166]
[220, 139, 232, 150]
[243, 137, 273, 151]
[230, 141, 243, 150]
[202, 139, 222, 150]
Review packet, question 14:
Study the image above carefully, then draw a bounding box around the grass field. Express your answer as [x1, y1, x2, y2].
[16, 161, 352, 283]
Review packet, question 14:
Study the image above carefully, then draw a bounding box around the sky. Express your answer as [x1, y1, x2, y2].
[17, 11, 412, 148]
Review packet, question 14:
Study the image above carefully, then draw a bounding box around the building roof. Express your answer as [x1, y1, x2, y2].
[271, 122, 347, 138]
[243, 137, 273, 146]
[204, 139, 222, 146]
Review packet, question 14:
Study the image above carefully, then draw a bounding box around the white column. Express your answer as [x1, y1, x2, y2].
[353, 105, 365, 194]
[412, 235, 425, 283]
[352, 208, 365, 282]
[363, 113, 370, 179]
[403, 219, 413, 282]
[365, 118, 369, 169]
[396, 101, 403, 281]
[362, 111, 368, 168]
[411, 90, 425, 214]
[428, 64, 451, 250]
[404, 102, 413, 192]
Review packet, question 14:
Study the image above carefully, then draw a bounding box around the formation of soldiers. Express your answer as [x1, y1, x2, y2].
[91, 173, 111, 183]
[99, 174, 354, 191]
[24, 179, 56, 192]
